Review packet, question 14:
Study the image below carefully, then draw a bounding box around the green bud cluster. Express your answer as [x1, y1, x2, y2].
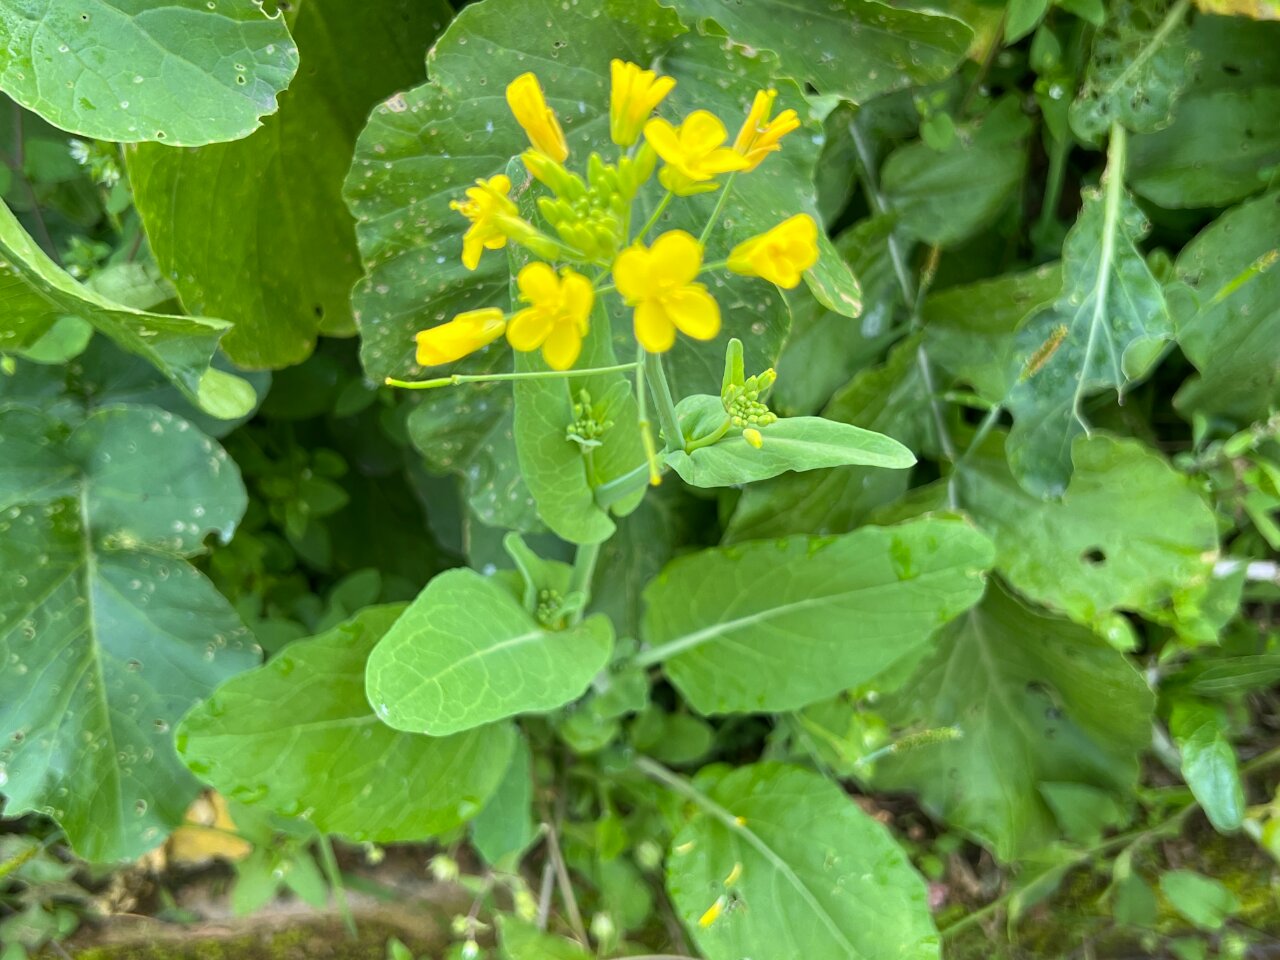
[536, 587, 564, 627]
[567, 388, 614, 445]
[529, 147, 656, 263]
[722, 368, 778, 429]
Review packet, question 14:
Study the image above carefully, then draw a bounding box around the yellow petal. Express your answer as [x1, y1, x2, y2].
[734, 89, 776, 154]
[664, 285, 721, 341]
[516, 261, 560, 305]
[634, 299, 676, 353]
[542, 321, 582, 370]
[612, 244, 653, 303]
[704, 146, 752, 175]
[506, 72, 568, 162]
[682, 110, 729, 153]
[649, 230, 703, 288]
[506, 307, 553, 352]
[461, 229, 484, 271]
[560, 269, 595, 332]
[643, 116, 683, 164]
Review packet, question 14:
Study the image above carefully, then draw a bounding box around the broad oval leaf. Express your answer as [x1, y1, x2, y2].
[367, 569, 614, 736]
[666, 395, 915, 488]
[872, 582, 1154, 859]
[639, 517, 993, 714]
[0, 0, 298, 145]
[1169, 698, 1245, 833]
[0, 201, 252, 419]
[178, 605, 516, 841]
[126, 0, 452, 369]
[0, 404, 256, 862]
[665, 762, 938, 960]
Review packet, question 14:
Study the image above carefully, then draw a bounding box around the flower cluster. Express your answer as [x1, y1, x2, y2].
[414, 62, 818, 372]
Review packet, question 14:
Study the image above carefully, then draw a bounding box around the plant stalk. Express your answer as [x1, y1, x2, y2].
[385, 362, 638, 390]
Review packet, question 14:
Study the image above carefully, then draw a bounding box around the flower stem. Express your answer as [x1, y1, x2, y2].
[385, 362, 639, 390]
[568, 540, 601, 613]
[644, 350, 683, 452]
[698, 173, 737, 245]
[634, 344, 664, 485]
[636, 190, 674, 242]
[683, 416, 732, 453]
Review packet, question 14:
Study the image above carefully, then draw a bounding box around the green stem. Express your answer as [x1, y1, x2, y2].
[568, 541, 601, 609]
[634, 343, 664, 486]
[1033, 130, 1070, 246]
[385, 362, 639, 390]
[594, 462, 652, 508]
[698, 173, 737, 245]
[644, 350, 683, 452]
[637, 190, 674, 242]
[683, 416, 732, 453]
[947, 405, 1003, 501]
[316, 832, 356, 937]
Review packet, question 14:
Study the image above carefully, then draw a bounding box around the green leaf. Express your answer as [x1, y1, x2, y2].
[665, 762, 938, 960]
[366, 569, 614, 736]
[660, 0, 972, 102]
[881, 97, 1031, 247]
[126, 0, 452, 369]
[1173, 189, 1280, 424]
[871, 582, 1154, 859]
[0, 0, 297, 146]
[1129, 87, 1280, 208]
[1169, 698, 1244, 833]
[666, 395, 914, 488]
[1005, 137, 1172, 497]
[725, 336, 934, 542]
[923, 263, 1062, 407]
[497, 916, 591, 960]
[177, 605, 513, 842]
[0, 404, 257, 862]
[1006, 0, 1052, 42]
[470, 734, 537, 867]
[1069, 0, 1194, 142]
[0, 201, 253, 419]
[1159, 870, 1239, 930]
[639, 517, 993, 714]
[955, 431, 1218, 631]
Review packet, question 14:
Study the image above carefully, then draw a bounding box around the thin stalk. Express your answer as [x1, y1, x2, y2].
[637, 190, 674, 241]
[1033, 131, 1070, 247]
[683, 416, 733, 453]
[594, 462, 653, 508]
[316, 833, 356, 937]
[540, 817, 589, 946]
[634, 344, 664, 485]
[947, 404, 1003, 500]
[385, 362, 638, 391]
[568, 541, 601, 607]
[698, 173, 737, 245]
[644, 350, 684, 452]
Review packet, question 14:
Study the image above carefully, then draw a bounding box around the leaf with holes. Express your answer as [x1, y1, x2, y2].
[177, 605, 515, 841]
[0, 0, 297, 145]
[0, 403, 256, 862]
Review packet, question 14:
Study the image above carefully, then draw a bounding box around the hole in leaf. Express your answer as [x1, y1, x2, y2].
[1080, 547, 1107, 566]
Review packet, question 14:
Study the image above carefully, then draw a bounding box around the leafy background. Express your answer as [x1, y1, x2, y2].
[0, 0, 1279, 957]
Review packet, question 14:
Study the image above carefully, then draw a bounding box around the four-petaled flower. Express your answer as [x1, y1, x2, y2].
[610, 60, 676, 147]
[613, 230, 721, 353]
[506, 263, 594, 371]
[415, 308, 507, 366]
[643, 111, 750, 196]
[450, 174, 519, 271]
[507, 72, 569, 163]
[728, 214, 819, 289]
[733, 89, 800, 172]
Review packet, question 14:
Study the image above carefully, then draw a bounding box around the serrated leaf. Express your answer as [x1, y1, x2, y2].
[665, 762, 937, 960]
[0, 404, 256, 862]
[1169, 698, 1244, 833]
[1005, 147, 1172, 497]
[659, 0, 972, 102]
[0, 201, 253, 419]
[367, 569, 613, 736]
[955, 431, 1218, 630]
[666, 395, 914, 488]
[0, 0, 297, 146]
[871, 582, 1154, 859]
[1070, 0, 1194, 142]
[639, 517, 993, 715]
[126, 0, 452, 369]
[177, 605, 514, 842]
[1173, 189, 1280, 423]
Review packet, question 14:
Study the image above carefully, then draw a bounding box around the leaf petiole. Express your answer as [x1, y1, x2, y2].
[384, 362, 640, 390]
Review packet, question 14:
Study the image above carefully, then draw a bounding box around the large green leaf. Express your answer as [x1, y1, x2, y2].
[0, 0, 297, 145]
[664, 762, 938, 960]
[0, 201, 253, 419]
[659, 0, 971, 102]
[1005, 140, 1171, 497]
[366, 569, 614, 736]
[955, 432, 1218, 633]
[881, 97, 1031, 247]
[666, 394, 914, 488]
[0, 403, 256, 862]
[1069, 0, 1194, 142]
[871, 583, 1154, 859]
[639, 517, 993, 715]
[177, 605, 515, 842]
[1169, 698, 1244, 834]
[1173, 190, 1280, 423]
[126, 0, 452, 370]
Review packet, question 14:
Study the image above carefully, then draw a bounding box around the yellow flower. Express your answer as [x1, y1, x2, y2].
[506, 72, 568, 163]
[733, 89, 801, 171]
[450, 175, 519, 271]
[727, 214, 820, 289]
[643, 111, 750, 196]
[742, 427, 764, 448]
[506, 263, 593, 371]
[613, 230, 721, 352]
[610, 59, 676, 147]
[414, 308, 507, 367]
